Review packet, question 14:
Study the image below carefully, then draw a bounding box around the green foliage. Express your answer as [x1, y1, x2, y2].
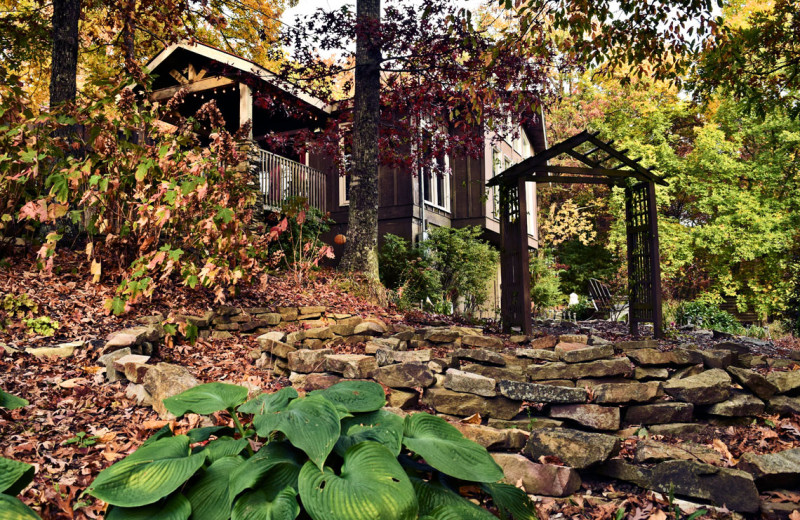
[1, 293, 37, 318]
[379, 234, 443, 311]
[554, 241, 620, 296]
[379, 228, 499, 315]
[674, 300, 743, 333]
[22, 316, 59, 336]
[0, 389, 29, 410]
[567, 296, 595, 321]
[0, 456, 39, 519]
[86, 380, 535, 520]
[528, 252, 565, 313]
[62, 431, 99, 448]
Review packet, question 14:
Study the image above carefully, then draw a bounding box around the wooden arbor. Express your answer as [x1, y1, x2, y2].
[487, 130, 669, 338]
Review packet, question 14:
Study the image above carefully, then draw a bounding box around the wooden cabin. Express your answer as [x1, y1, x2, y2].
[146, 42, 544, 315]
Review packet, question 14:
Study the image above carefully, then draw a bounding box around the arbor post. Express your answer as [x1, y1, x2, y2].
[499, 177, 532, 335]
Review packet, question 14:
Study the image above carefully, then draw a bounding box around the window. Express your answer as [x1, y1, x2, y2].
[423, 154, 451, 212]
[489, 147, 502, 219]
[338, 123, 352, 206]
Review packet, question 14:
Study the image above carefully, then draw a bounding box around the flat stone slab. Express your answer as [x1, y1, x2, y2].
[324, 354, 378, 379]
[767, 395, 800, 415]
[737, 447, 800, 489]
[614, 339, 659, 351]
[497, 380, 587, 403]
[453, 423, 528, 451]
[556, 344, 614, 363]
[26, 341, 82, 359]
[525, 428, 620, 469]
[727, 366, 777, 400]
[634, 439, 722, 465]
[559, 334, 588, 344]
[287, 349, 333, 373]
[421, 387, 520, 420]
[374, 363, 435, 389]
[706, 392, 764, 417]
[516, 349, 559, 362]
[528, 358, 632, 381]
[549, 404, 620, 430]
[375, 349, 431, 366]
[593, 381, 661, 404]
[624, 402, 695, 425]
[461, 363, 527, 382]
[598, 459, 759, 513]
[453, 348, 506, 366]
[663, 368, 732, 405]
[491, 453, 581, 497]
[634, 367, 669, 380]
[627, 348, 703, 366]
[461, 335, 504, 350]
[444, 369, 496, 397]
[766, 370, 800, 394]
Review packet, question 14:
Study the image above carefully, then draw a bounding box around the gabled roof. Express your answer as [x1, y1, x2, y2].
[487, 130, 668, 187]
[145, 41, 334, 114]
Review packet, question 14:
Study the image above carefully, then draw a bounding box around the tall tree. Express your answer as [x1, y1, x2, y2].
[49, 0, 81, 107]
[339, 0, 382, 276]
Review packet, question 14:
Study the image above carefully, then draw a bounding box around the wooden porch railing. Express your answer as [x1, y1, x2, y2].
[254, 148, 326, 211]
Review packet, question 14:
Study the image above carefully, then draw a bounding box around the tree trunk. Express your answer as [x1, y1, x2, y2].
[122, 0, 135, 69]
[339, 0, 381, 280]
[49, 0, 81, 108]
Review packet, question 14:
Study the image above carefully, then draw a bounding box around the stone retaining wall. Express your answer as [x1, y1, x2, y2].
[95, 306, 800, 515]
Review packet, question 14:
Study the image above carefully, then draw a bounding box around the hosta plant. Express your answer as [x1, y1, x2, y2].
[0, 456, 39, 519]
[85, 380, 536, 519]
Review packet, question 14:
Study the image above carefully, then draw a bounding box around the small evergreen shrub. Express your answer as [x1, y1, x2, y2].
[529, 253, 565, 313]
[675, 300, 743, 333]
[84, 381, 536, 520]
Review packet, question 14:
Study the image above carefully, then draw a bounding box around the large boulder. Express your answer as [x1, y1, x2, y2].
[662, 369, 732, 405]
[421, 387, 520, 420]
[491, 453, 581, 497]
[524, 428, 620, 469]
[142, 363, 199, 418]
[549, 404, 620, 430]
[598, 459, 759, 513]
[497, 380, 587, 403]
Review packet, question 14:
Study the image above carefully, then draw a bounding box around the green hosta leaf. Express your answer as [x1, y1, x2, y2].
[335, 409, 404, 457]
[140, 424, 175, 448]
[185, 456, 242, 520]
[0, 456, 35, 496]
[163, 382, 249, 417]
[0, 494, 40, 520]
[253, 393, 340, 469]
[412, 477, 494, 520]
[239, 387, 298, 415]
[200, 437, 249, 463]
[106, 493, 191, 520]
[187, 426, 235, 443]
[229, 442, 302, 502]
[480, 483, 537, 520]
[232, 486, 300, 520]
[0, 389, 29, 410]
[86, 435, 206, 507]
[298, 441, 418, 520]
[310, 381, 386, 413]
[402, 414, 503, 483]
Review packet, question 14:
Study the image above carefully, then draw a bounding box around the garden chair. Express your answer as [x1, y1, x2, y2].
[588, 278, 629, 321]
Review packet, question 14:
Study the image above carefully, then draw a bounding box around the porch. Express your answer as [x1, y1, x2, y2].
[254, 147, 327, 212]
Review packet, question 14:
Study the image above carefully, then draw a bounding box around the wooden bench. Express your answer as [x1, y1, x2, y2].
[588, 278, 629, 321]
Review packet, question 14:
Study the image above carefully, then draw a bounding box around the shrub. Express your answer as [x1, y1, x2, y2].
[529, 252, 565, 313]
[22, 316, 59, 336]
[85, 381, 535, 520]
[0, 76, 279, 314]
[378, 234, 443, 311]
[567, 296, 595, 321]
[423, 226, 499, 315]
[675, 300, 743, 333]
[268, 196, 334, 285]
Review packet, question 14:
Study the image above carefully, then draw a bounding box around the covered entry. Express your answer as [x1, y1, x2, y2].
[487, 130, 669, 338]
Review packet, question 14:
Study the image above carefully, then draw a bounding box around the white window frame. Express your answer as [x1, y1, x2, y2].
[423, 154, 451, 213]
[338, 123, 353, 207]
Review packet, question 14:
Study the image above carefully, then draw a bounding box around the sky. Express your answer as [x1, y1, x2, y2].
[281, 0, 487, 24]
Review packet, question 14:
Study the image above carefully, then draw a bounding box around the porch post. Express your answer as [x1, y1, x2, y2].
[239, 82, 253, 139]
[647, 181, 664, 339]
[499, 178, 532, 335]
[624, 186, 638, 337]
